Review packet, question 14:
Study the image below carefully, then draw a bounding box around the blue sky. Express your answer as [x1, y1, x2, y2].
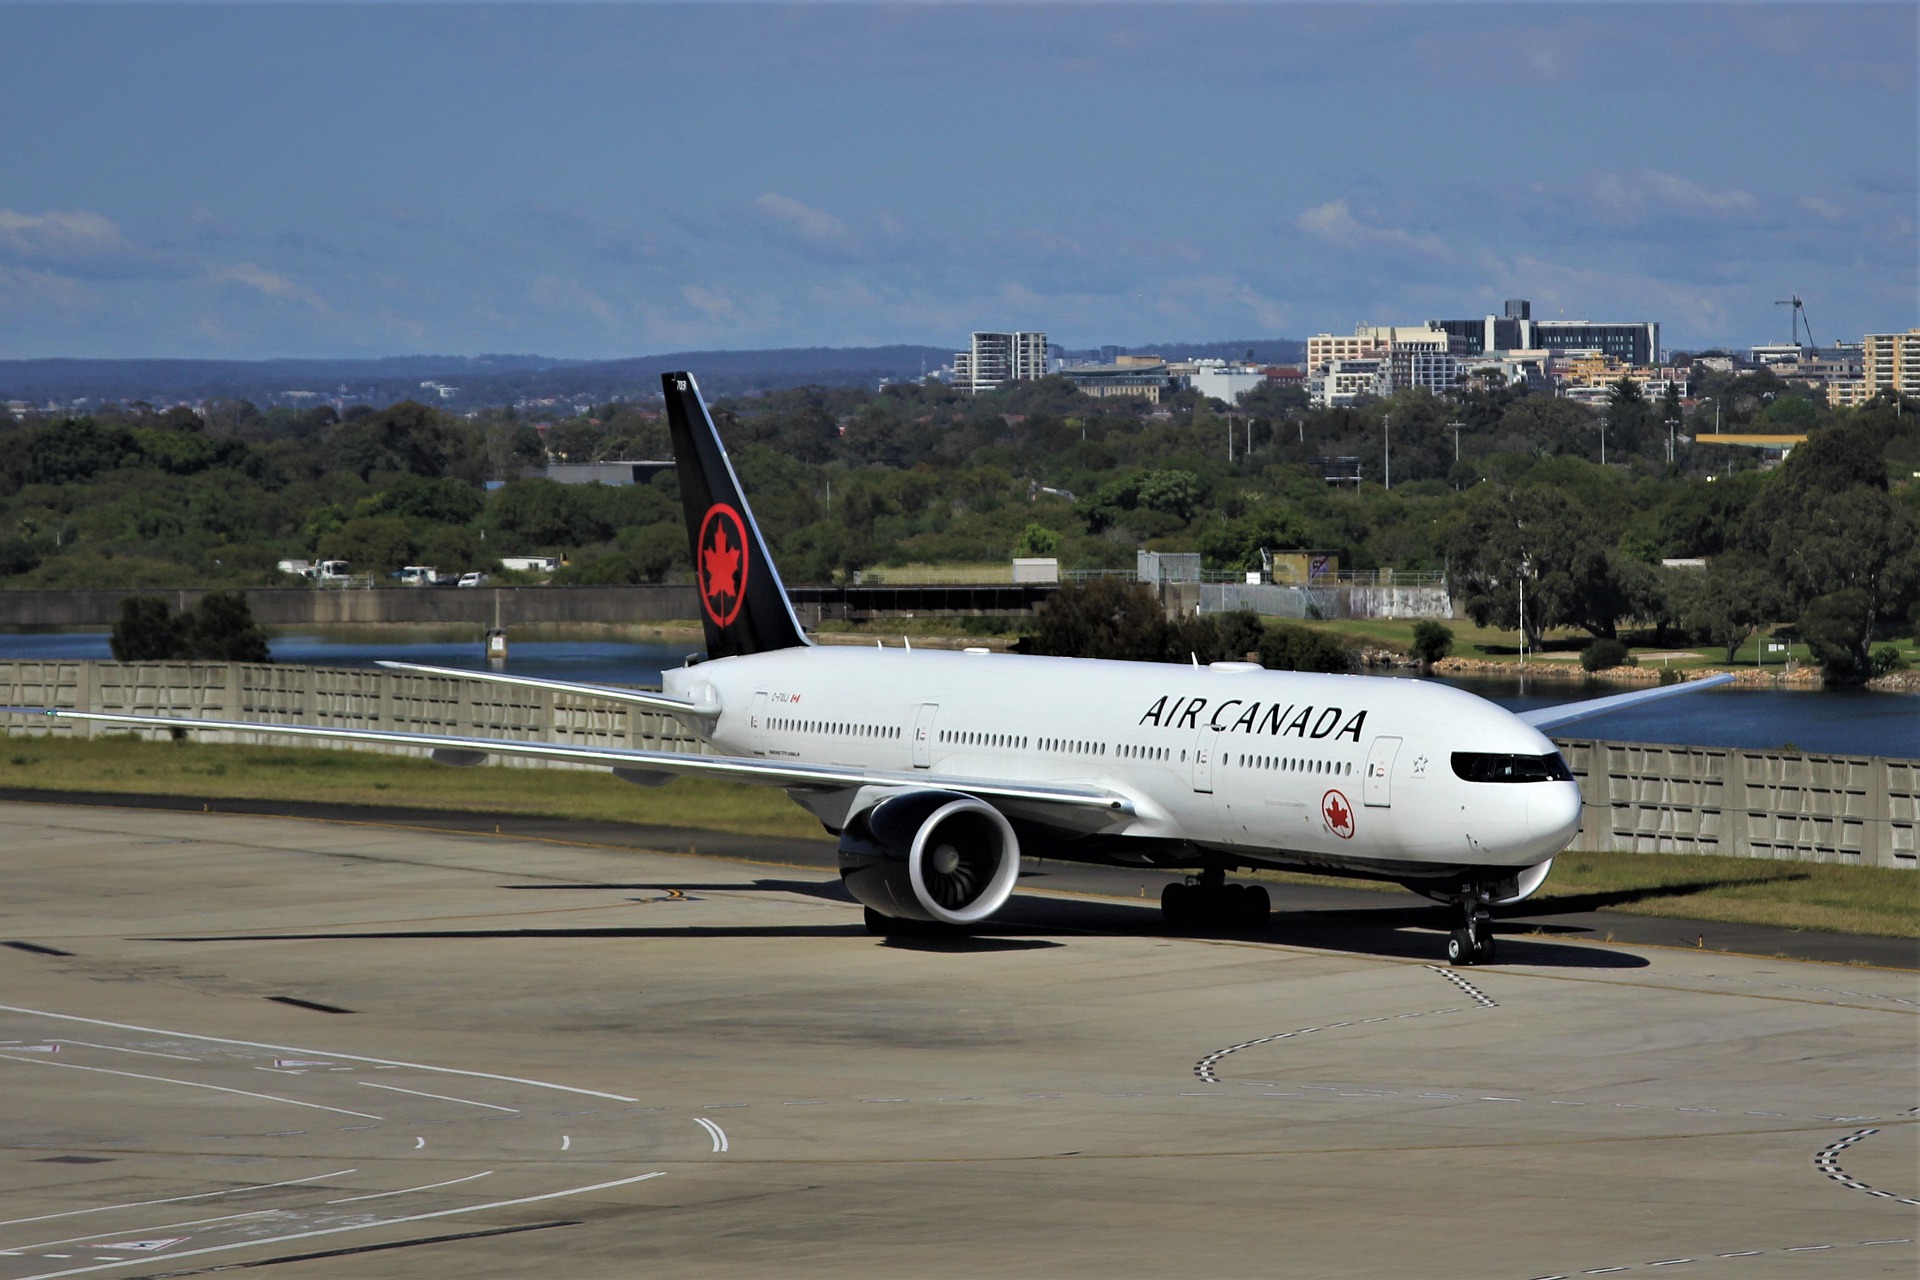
[1, 2, 1913, 359]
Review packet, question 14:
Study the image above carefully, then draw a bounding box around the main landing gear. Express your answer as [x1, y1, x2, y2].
[1444, 897, 1497, 966]
[1161, 867, 1270, 933]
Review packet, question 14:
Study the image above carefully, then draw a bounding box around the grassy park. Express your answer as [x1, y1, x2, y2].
[4, 732, 1912, 939]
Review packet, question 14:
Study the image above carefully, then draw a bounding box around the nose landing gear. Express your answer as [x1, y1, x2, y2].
[1161, 866, 1271, 933]
[1444, 898, 1496, 965]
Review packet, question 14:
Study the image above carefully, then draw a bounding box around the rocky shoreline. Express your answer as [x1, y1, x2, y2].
[1422, 654, 1917, 694]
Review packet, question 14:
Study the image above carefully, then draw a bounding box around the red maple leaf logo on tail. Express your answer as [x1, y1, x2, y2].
[697, 505, 748, 627]
[1322, 789, 1354, 839]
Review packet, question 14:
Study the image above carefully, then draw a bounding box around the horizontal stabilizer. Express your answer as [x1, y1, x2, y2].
[1520, 672, 1737, 732]
[373, 661, 703, 715]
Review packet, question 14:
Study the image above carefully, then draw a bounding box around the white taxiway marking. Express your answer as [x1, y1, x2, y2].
[0, 1005, 640, 1102]
[412, 1137, 425, 1150]
[0, 1170, 356, 1229]
[358, 1081, 519, 1113]
[15, 1211, 276, 1254]
[694, 1117, 729, 1153]
[0, 1054, 381, 1120]
[561, 1135, 571, 1151]
[50, 1041, 199, 1062]
[10, 1171, 667, 1280]
[326, 1171, 493, 1204]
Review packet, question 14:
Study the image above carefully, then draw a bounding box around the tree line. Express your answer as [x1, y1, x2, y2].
[0, 370, 1914, 681]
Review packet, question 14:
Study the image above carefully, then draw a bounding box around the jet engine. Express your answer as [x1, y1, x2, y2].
[838, 790, 1020, 926]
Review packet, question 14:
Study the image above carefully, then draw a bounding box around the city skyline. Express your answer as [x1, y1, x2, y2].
[0, 2, 1913, 361]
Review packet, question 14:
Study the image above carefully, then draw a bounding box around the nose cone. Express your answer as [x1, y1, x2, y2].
[1527, 781, 1583, 849]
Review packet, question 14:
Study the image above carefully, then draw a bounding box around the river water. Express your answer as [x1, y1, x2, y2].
[1, 634, 1913, 758]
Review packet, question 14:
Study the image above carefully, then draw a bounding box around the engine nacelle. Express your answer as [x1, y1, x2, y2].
[838, 790, 1021, 925]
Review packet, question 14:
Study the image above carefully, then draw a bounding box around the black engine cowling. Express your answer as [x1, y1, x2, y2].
[838, 790, 1021, 925]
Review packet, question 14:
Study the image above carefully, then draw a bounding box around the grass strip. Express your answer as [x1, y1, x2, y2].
[5, 732, 1914, 938]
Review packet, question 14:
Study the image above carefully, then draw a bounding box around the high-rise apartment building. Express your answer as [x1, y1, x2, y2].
[955, 331, 1049, 394]
[1863, 330, 1919, 398]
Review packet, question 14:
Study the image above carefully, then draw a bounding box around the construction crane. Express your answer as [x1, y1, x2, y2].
[1775, 295, 1818, 350]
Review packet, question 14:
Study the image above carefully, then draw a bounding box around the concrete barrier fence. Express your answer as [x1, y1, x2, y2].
[2, 661, 1913, 870]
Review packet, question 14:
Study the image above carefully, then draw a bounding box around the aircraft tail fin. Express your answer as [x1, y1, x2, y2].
[662, 371, 810, 660]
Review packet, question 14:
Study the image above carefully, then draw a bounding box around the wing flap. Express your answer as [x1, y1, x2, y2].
[2, 707, 1133, 817]
[373, 661, 704, 715]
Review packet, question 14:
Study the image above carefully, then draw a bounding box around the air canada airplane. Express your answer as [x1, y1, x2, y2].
[8, 372, 1731, 965]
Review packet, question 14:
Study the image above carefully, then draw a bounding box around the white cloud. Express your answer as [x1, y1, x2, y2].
[755, 192, 859, 258]
[1295, 200, 1448, 257]
[1587, 170, 1756, 220]
[1797, 195, 1845, 222]
[0, 208, 134, 262]
[528, 274, 618, 327]
[206, 262, 327, 310]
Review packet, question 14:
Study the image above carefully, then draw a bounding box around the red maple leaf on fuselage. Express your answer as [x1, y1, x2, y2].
[1325, 794, 1352, 834]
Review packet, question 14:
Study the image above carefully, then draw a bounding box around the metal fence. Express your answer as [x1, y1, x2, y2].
[2, 661, 1912, 869]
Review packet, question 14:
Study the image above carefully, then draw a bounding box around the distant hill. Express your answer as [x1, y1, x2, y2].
[0, 339, 1306, 409]
[0, 346, 955, 409]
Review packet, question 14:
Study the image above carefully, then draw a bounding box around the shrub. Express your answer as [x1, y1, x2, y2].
[1257, 623, 1353, 673]
[1870, 644, 1908, 677]
[110, 596, 182, 661]
[108, 591, 271, 663]
[1410, 620, 1453, 666]
[1580, 637, 1632, 672]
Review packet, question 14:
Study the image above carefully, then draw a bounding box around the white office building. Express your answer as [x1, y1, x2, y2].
[1187, 359, 1267, 405]
[1309, 357, 1389, 408]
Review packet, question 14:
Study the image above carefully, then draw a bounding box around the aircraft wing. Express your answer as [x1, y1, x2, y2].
[1519, 671, 1737, 732]
[0, 707, 1135, 822]
[372, 661, 706, 716]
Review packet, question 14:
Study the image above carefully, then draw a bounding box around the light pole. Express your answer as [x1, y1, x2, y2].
[1383, 414, 1391, 490]
[1448, 419, 1463, 463]
[1666, 414, 1679, 466]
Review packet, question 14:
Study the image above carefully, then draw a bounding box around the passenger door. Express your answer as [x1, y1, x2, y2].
[912, 703, 939, 768]
[1364, 735, 1402, 807]
[748, 691, 769, 755]
[1191, 725, 1218, 794]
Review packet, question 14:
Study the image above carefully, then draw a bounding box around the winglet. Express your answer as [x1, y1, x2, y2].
[1520, 671, 1737, 733]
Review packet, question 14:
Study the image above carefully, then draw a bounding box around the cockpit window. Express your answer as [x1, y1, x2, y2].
[1451, 751, 1573, 783]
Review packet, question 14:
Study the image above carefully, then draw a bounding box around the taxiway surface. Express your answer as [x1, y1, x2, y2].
[1, 801, 1914, 1279]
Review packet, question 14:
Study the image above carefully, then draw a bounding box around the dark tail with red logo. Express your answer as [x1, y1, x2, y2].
[662, 371, 810, 660]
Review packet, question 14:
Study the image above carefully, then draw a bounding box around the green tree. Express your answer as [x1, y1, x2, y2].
[1800, 589, 1874, 685]
[110, 595, 182, 660]
[179, 590, 271, 662]
[1015, 523, 1060, 558]
[1026, 579, 1170, 661]
[1411, 620, 1453, 667]
[1448, 486, 1628, 647]
[1680, 555, 1775, 663]
[320, 516, 415, 575]
[1256, 623, 1353, 673]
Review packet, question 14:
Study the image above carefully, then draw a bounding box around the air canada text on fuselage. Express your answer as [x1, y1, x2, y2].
[1138, 696, 1367, 742]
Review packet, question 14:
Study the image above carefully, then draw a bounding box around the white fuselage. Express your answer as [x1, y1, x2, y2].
[663, 646, 1583, 883]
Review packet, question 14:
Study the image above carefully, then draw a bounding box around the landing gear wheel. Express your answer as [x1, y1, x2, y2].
[1241, 884, 1271, 931]
[865, 907, 959, 938]
[1472, 930, 1497, 963]
[1446, 928, 1473, 966]
[1160, 881, 1192, 931]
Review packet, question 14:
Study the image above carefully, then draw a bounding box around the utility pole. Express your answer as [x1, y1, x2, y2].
[1448, 419, 1463, 463]
[1599, 421, 1607, 467]
[1666, 414, 1678, 466]
[1383, 414, 1391, 490]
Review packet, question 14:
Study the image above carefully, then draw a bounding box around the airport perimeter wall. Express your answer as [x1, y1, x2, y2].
[0, 586, 702, 628]
[1, 661, 1913, 870]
